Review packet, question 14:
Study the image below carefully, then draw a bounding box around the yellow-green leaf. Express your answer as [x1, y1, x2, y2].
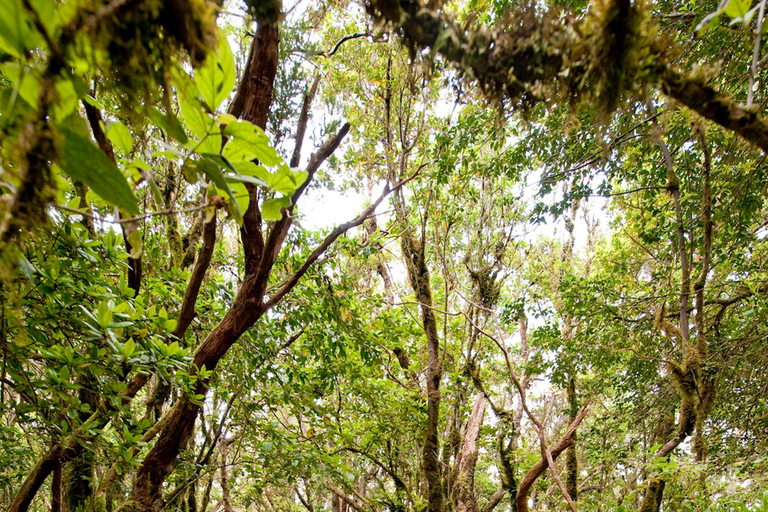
[195, 34, 236, 111]
[106, 120, 133, 154]
[725, 0, 751, 18]
[262, 196, 291, 221]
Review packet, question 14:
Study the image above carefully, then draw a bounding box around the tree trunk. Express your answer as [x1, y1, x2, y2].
[565, 375, 578, 502]
[400, 228, 444, 512]
[515, 407, 589, 512]
[51, 467, 61, 512]
[452, 393, 486, 512]
[221, 440, 233, 512]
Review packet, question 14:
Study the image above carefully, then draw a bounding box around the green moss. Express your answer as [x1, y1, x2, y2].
[73, 0, 220, 109]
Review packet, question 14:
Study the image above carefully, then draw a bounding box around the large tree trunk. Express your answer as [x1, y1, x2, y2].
[118, 19, 279, 511]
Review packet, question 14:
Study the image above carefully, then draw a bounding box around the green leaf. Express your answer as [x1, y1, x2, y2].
[123, 338, 136, 358]
[0, 0, 42, 56]
[125, 224, 143, 258]
[262, 196, 291, 221]
[59, 127, 139, 215]
[165, 319, 178, 333]
[222, 120, 282, 166]
[17, 255, 36, 281]
[52, 79, 78, 122]
[229, 182, 250, 223]
[725, 0, 751, 18]
[97, 302, 113, 329]
[176, 72, 212, 139]
[106, 121, 133, 154]
[179, 94, 212, 140]
[84, 94, 103, 109]
[269, 166, 308, 195]
[195, 35, 236, 111]
[226, 173, 268, 187]
[695, 11, 722, 33]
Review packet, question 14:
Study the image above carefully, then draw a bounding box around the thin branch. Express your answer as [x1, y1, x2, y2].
[263, 170, 420, 310]
[53, 203, 211, 224]
[291, 74, 321, 168]
[464, 313, 586, 512]
[174, 212, 217, 339]
[749, 0, 768, 108]
[320, 32, 371, 57]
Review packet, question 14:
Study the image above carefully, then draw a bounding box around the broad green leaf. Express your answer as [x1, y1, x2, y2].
[262, 196, 291, 221]
[179, 93, 212, 140]
[17, 254, 36, 281]
[725, 0, 751, 18]
[106, 120, 133, 154]
[269, 166, 308, 195]
[230, 161, 305, 194]
[0, 63, 40, 108]
[126, 227, 142, 258]
[97, 302, 113, 328]
[83, 94, 103, 109]
[0, 0, 42, 56]
[165, 319, 178, 333]
[222, 120, 282, 166]
[197, 133, 224, 155]
[59, 127, 139, 215]
[128, 161, 163, 205]
[52, 79, 78, 122]
[29, 0, 57, 34]
[226, 173, 268, 187]
[229, 182, 250, 221]
[217, 113, 238, 125]
[167, 341, 180, 357]
[19, 71, 40, 109]
[195, 35, 236, 111]
[123, 338, 136, 358]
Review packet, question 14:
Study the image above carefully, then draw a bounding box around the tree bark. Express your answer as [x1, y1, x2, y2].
[366, 0, 768, 152]
[452, 393, 487, 512]
[565, 375, 578, 502]
[515, 407, 589, 512]
[400, 227, 444, 512]
[119, 20, 281, 507]
[51, 466, 61, 512]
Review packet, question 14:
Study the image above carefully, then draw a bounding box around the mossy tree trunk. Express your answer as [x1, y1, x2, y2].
[451, 394, 486, 512]
[565, 375, 578, 502]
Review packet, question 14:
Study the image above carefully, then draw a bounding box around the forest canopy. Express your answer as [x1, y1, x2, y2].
[1, 0, 768, 511]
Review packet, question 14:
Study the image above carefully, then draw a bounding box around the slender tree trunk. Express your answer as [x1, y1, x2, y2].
[452, 394, 486, 512]
[565, 375, 578, 502]
[51, 467, 61, 512]
[221, 440, 233, 512]
[400, 228, 444, 512]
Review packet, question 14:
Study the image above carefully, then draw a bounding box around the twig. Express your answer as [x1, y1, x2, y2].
[53, 203, 211, 224]
[320, 33, 371, 57]
[463, 312, 584, 512]
[749, 0, 768, 108]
